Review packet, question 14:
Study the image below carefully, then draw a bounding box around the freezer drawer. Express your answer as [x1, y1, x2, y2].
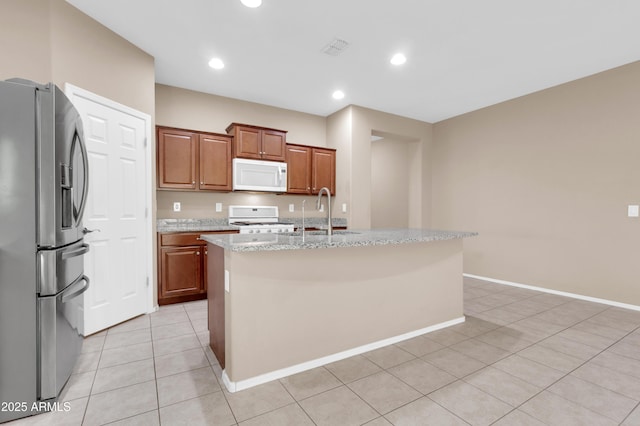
[38, 240, 89, 296]
[38, 275, 89, 401]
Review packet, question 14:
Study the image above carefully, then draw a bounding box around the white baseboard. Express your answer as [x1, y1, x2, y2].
[221, 316, 465, 393]
[464, 273, 640, 312]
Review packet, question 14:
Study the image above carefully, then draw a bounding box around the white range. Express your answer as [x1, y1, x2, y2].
[228, 206, 295, 234]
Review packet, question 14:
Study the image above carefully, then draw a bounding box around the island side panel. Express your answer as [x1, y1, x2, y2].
[224, 238, 464, 383]
[207, 243, 225, 368]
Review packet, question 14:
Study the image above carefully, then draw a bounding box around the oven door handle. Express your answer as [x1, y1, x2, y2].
[61, 275, 90, 303]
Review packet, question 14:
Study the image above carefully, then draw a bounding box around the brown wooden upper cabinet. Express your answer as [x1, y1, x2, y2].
[286, 143, 336, 195]
[312, 147, 336, 195]
[226, 123, 287, 162]
[157, 126, 232, 191]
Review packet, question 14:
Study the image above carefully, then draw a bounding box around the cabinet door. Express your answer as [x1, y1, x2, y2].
[203, 246, 208, 292]
[261, 129, 287, 162]
[312, 148, 336, 195]
[157, 127, 198, 189]
[234, 126, 261, 159]
[199, 134, 232, 191]
[286, 144, 312, 194]
[159, 246, 204, 301]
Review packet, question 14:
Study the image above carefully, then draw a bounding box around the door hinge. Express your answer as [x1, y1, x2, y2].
[146, 276, 150, 287]
[143, 136, 148, 148]
[145, 207, 148, 218]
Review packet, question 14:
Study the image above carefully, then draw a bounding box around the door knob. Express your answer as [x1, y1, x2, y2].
[82, 227, 100, 234]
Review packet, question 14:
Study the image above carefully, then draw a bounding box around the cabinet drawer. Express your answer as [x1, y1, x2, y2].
[160, 232, 205, 246]
[160, 231, 238, 247]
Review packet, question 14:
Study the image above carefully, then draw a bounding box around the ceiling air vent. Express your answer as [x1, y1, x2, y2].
[322, 38, 350, 56]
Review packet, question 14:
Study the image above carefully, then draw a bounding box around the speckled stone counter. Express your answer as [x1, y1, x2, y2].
[206, 227, 475, 393]
[283, 217, 348, 229]
[200, 228, 476, 252]
[157, 218, 234, 232]
[156, 217, 348, 233]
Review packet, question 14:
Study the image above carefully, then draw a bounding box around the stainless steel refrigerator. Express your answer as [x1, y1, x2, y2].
[0, 79, 90, 423]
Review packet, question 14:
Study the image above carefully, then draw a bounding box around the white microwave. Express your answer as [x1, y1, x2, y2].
[232, 158, 288, 192]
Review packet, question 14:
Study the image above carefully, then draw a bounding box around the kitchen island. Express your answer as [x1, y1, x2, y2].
[202, 229, 476, 392]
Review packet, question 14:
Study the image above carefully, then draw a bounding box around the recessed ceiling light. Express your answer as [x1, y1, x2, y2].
[332, 90, 345, 100]
[208, 58, 225, 70]
[241, 0, 262, 7]
[390, 53, 407, 66]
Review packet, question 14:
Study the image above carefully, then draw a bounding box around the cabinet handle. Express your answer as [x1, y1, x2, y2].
[200, 181, 204, 185]
[196, 251, 200, 255]
[192, 181, 196, 185]
[205, 250, 208, 255]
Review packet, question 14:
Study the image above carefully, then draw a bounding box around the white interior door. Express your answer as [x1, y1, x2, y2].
[65, 84, 152, 336]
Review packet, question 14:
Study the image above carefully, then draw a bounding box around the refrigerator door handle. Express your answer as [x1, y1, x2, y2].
[61, 275, 90, 303]
[73, 129, 90, 223]
[60, 243, 90, 260]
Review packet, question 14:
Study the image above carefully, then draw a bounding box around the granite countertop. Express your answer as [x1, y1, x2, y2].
[200, 228, 477, 252]
[156, 217, 348, 233]
[157, 218, 235, 233]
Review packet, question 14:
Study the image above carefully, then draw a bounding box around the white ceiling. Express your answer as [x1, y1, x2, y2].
[66, 0, 640, 123]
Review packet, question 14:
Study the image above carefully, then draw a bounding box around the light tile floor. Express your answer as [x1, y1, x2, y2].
[8, 277, 640, 425]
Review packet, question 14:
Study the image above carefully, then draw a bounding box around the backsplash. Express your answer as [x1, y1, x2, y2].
[156, 190, 348, 221]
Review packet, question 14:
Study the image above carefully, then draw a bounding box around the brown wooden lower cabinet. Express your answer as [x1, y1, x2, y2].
[157, 230, 237, 305]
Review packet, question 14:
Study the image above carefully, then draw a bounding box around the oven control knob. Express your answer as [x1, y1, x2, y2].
[249, 229, 254, 234]
[267, 229, 272, 233]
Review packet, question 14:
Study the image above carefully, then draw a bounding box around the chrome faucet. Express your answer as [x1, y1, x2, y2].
[316, 187, 333, 236]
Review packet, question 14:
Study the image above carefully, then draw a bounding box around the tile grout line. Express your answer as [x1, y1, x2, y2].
[191, 305, 240, 426]
[446, 281, 640, 424]
[150, 305, 162, 426]
[63, 281, 639, 426]
[79, 331, 106, 425]
[276, 377, 319, 426]
[620, 400, 640, 425]
[462, 294, 640, 424]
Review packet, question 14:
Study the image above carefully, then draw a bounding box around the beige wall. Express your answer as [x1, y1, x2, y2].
[371, 137, 415, 228]
[432, 61, 640, 306]
[1, 0, 155, 116]
[326, 106, 353, 222]
[328, 106, 433, 228]
[155, 84, 336, 220]
[1, 0, 158, 305]
[9, 1, 638, 309]
[0, 0, 52, 82]
[49, 1, 155, 116]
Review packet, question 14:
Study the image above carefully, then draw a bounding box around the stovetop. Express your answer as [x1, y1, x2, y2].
[232, 221, 294, 227]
